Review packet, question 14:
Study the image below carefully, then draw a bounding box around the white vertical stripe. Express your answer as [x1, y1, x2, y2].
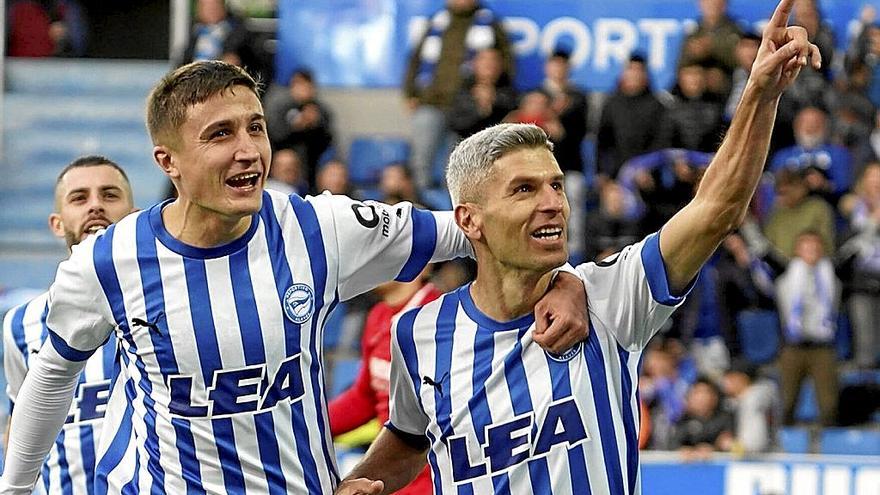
[597, 330, 630, 492]
[410, 304, 442, 489]
[569, 346, 610, 494]
[231, 414, 270, 493]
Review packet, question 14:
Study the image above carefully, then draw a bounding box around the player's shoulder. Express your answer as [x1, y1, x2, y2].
[575, 235, 649, 279]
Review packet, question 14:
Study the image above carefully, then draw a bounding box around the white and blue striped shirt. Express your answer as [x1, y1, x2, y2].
[43, 190, 471, 494]
[3, 292, 116, 495]
[388, 233, 690, 495]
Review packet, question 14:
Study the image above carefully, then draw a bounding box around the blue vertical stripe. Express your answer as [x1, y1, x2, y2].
[584, 328, 625, 494]
[396, 208, 437, 281]
[10, 304, 29, 366]
[181, 258, 245, 494]
[229, 248, 288, 494]
[93, 222, 168, 495]
[120, 434, 140, 495]
[471, 325, 510, 494]
[133, 214, 202, 495]
[501, 327, 550, 494]
[544, 350, 591, 494]
[260, 196, 322, 495]
[618, 346, 639, 495]
[289, 195, 338, 486]
[42, 459, 50, 494]
[95, 385, 134, 493]
[80, 423, 97, 495]
[55, 430, 73, 495]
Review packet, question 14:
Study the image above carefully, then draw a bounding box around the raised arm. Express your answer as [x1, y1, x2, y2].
[659, 0, 821, 293]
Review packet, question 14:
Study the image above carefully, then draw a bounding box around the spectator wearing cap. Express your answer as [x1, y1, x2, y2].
[596, 55, 666, 180]
[769, 106, 853, 204]
[265, 68, 334, 189]
[722, 362, 779, 453]
[402, 0, 513, 190]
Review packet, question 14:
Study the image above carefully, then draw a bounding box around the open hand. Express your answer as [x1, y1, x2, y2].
[750, 0, 822, 100]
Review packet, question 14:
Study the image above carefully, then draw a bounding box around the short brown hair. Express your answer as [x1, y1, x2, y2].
[146, 60, 260, 147]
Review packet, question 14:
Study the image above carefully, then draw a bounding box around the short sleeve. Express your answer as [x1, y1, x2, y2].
[45, 236, 116, 360]
[387, 311, 430, 437]
[577, 232, 694, 351]
[319, 194, 472, 301]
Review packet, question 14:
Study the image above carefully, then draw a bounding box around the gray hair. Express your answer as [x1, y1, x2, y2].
[446, 123, 554, 205]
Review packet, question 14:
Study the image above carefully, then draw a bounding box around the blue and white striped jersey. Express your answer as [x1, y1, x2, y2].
[3, 292, 117, 495]
[388, 233, 690, 495]
[43, 190, 471, 494]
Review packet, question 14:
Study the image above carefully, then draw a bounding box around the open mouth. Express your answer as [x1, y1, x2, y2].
[225, 172, 261, 191]
[83, 220, 109, 235]
[531, 227, 563, 241]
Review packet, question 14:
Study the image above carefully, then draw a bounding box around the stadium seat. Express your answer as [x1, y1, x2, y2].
[794, 379, 819, 423]
[779, 426, 811, 454]
[580, 137, 597, 189]
[329, 357, 361, 399]
[820, 428, 880, 456]
[736, 309, 781, 364]
[348, 137, 410, 186]
[323, 302, 348, 351]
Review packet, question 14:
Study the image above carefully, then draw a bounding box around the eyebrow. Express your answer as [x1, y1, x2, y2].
[66, 185, 124, 198]
[199, 113, 266, 139]
[507, 172, 566, 184]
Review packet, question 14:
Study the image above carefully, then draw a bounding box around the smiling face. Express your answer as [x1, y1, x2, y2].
[155, 85, 270, 221]
[50, 164, 134, 249]
[459, 146, 570, 274]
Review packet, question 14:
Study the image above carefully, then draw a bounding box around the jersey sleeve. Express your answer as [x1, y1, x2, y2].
[386, 312, 430, 438]
[577, 232, 694, 351]
[3, 307, 28, 403]
[45, 236, 116, 360]
[320, 194, 472, 301]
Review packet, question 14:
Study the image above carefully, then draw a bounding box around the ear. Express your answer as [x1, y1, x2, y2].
[153, 145, 180, 180]
[48, 213, 65, 239]
[454, 203, 482, 242]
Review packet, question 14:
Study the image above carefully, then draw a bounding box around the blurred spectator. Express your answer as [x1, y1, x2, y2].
[825, 62, 875, 149]
[672, 378, 735, 458]
[775, 230, 841, 426]
[721, 362, 779, 454]
[714, 232, 777, 356]
[379, 163, 421, 205]
[724, 32, 761, 122]
[403, 0, 513, 190]
[175, 0, 251, 67]
[265, 148, 308, 196]
[678, 0, 743, 77]
[656, 63, 725, 153]
[640, 340, 698, 449]
[265, 69, 334, 188]
[584, 181, 640, 262]
[619, 149, 712, 234]
[852, 109, 880, 169]
[448, 47, 517, 139]
[328, 268, 441, 495]
[847, 20, 880, 109]
[770, 107, 853, 203]
[315, 159, 354, 196]
[793, 0, 835, 81]
[505, 90, 562, 137]
[7, 0, 86, 57]
[838, 162, 880, 368]
[764, 168, 836, 259]
[596, 55, 666, 179]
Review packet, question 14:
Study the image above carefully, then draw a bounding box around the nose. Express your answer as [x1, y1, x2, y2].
[537, 183, 564, 214]
[234, 133, 261, 163]
[86, 194, 106, 214]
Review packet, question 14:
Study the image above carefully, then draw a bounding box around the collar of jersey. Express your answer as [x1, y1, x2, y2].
[149, 199, 260, 259]
[457, 284, 535, 332]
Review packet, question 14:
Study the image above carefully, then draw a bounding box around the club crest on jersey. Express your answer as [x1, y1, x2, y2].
[283, 283, 315, 324]
[546, 341, 583, 362]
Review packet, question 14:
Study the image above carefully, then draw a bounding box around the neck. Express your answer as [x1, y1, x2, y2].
[162, 198, 252, 248]
[469, 259, 555, 322]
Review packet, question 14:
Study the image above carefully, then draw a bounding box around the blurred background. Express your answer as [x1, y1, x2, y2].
[2, 0, 880, 493]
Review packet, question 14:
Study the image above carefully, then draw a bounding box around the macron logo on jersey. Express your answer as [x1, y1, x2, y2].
[168, 354, 305, 418]
[448, 397, 589, 484]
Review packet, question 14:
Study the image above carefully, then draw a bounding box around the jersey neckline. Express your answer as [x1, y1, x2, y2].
[148, 199, 260, 259]
[457, 283, 535, 331]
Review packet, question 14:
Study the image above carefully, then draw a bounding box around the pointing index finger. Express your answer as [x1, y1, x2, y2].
[768, 0, 795, 30]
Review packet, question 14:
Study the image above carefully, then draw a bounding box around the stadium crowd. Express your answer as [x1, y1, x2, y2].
[7, 0, 880, 468]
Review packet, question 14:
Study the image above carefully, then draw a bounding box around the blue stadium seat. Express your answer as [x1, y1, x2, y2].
[421, 188, 452, 210]
[794, 379, 819, 423]
[329, 357, 361, 399]
[323, 302, 348, 351]
[736, 309, 781, 364]
[580, 137, 597, 189]
[820, 428, 880, 456]
[348, 137, 410, 186]
[779, 427, 810, 454]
